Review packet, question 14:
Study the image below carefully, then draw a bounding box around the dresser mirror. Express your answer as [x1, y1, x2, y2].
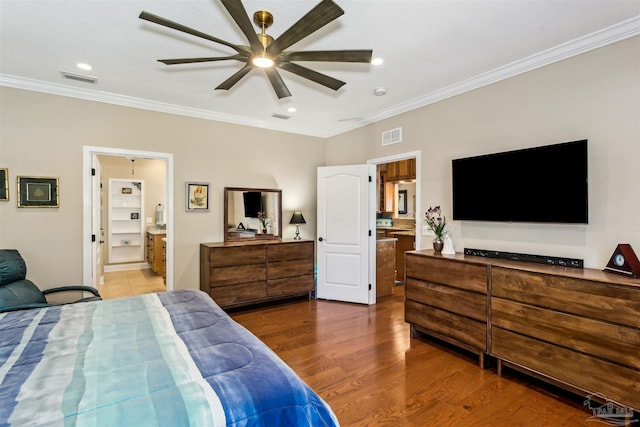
[224, 187, 282, 242]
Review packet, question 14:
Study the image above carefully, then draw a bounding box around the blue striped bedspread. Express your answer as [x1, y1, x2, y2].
[0, 290, 339, 426]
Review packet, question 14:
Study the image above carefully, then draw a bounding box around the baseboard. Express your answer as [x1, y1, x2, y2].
[103, 262, 151, 273]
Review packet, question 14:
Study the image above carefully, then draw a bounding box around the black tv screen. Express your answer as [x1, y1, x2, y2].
[452, 140, 588, 224]
[243, 191, 263, 218]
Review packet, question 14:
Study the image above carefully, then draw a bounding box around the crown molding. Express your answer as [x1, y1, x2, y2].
[2, 15, 638, 139]
[325, 15, 640, 137]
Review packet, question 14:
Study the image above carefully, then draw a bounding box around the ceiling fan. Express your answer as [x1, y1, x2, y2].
[139, 0, 373, 99]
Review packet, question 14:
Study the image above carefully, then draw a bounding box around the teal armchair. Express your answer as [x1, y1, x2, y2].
[0, 249, 101, 313]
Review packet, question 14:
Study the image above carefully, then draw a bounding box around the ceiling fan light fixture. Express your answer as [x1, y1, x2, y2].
[252, 54, 275, 68]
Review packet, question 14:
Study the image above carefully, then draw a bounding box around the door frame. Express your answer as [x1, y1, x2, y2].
[367, 150, 422, 251]
[82, 146, 174, 290]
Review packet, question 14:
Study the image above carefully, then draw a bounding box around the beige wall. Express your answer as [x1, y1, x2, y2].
[0, 91, 324, 289]
[326, 36, 640, 269]
[1, 36, 638, 287]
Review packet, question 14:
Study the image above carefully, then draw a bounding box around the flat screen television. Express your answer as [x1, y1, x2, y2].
[452, 139, 588, 224]
[243, 191, 262, 218]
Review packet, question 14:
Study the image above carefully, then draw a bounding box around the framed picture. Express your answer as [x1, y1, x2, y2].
[186, 182, 209, 211]
[0, 168, 8, 201]
[121, 187, 132, 194]
[131, 212, 140, 220]
[398, 189, 408, 214]
[17, 176, 59, 208]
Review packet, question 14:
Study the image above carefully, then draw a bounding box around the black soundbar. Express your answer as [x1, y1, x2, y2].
[464, 248, 584, 268]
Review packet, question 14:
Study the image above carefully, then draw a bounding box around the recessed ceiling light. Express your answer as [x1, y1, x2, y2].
[287, 107, 297, 113]
[374, 87, 387, 96]
[371, 57, 384, 66]
[77, 63, 93, 71]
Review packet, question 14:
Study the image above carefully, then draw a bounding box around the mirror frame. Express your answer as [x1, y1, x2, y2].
[224, 187, 283, 242]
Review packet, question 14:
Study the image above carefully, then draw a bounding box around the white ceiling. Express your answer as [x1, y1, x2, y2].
[1, 0, 639, 138]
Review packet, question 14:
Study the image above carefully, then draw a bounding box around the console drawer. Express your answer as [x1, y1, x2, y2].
[492, 327, 640, 410]
[210, 281, 267, 306]
[208, 245, 266, 267]
[405, 300, 486, 351]
[268, 258, 313, 280]
[211, 264, 266, 287]
[492, 298, 640, 370]
[268, 275, 314, 296]
[406, 277, 486, 322]
[492, 267, 640, 328]
[406, 253, 486, 293]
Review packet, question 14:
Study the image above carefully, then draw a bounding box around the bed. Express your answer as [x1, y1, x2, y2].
[0, 290, 338, 426]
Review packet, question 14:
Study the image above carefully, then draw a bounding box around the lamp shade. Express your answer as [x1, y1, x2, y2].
[289, 211, 306, 225]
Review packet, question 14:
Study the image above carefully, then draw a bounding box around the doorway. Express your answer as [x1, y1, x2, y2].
[368, 151, 421, 287]
[82, 146, 174, 292]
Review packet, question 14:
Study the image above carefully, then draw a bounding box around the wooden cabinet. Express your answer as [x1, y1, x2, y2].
[405, 252, 489, 367]
[491, 266, 640, 410]
[389, 232, 414, 282]
[146, 231, 165, 275]
[386, 159, 416, 182]
[200, 240, 314, 309]
[405, 249, 640, 411]
[108, 178, 144, 264]
[376, 238, 396, 299]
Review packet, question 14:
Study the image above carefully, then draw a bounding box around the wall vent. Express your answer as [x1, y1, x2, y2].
[60, 71, 98, 84]
[271, 113, 291, 120]
[381, 127, 402, 146]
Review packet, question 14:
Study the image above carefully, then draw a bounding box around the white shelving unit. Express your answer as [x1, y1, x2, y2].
[108, 178, 144, 264]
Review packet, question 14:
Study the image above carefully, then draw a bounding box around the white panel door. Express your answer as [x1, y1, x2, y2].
[317, 164, 375, 304]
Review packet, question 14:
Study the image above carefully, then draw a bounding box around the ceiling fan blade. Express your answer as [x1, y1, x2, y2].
[280, 50, 373, 63]
[219, 0, 263, 53]
[264, 68, 292, 99]
[267, 0, 344, 56]
[216, 63, 253, 90]
[278, 62, 345, 91]
[139, 11, 251, 56]
[159, 54, 246, 65]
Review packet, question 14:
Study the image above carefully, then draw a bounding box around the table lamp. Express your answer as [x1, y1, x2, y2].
[289, 211, 306, 240]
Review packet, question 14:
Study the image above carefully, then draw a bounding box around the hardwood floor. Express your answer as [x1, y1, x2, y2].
[231, 286, 602, 426]
[96, 275, 632, 426]
[99, 268, 165, 299]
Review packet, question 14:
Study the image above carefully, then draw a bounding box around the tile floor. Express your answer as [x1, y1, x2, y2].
[99, 268, 166, 299]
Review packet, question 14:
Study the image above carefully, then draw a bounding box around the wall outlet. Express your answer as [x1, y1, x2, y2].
[422, 225, 434, 236]
[146, 217, 153, 224]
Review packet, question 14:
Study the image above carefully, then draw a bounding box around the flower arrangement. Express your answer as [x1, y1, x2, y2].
[257, 211, 271, 232]
[425, 206, 447, 240]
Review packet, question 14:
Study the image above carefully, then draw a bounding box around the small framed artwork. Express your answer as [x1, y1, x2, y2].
[398, 189, 408, 214]
[17, 176, 59, 208]
[121, 187, 133, 194]
[186, 182, 209, 211]
[0, 168, 8, 201]
[131, 212, 140, 220]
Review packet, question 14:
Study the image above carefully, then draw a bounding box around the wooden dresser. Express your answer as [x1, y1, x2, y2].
[405, 249, 640, 411]
[200, 239, 314, 309]
[146, 230, 166, 276]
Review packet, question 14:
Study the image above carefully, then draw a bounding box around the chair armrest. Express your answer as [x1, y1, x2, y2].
[0, 303, 51, 313]
[42, 286, 101, 297]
